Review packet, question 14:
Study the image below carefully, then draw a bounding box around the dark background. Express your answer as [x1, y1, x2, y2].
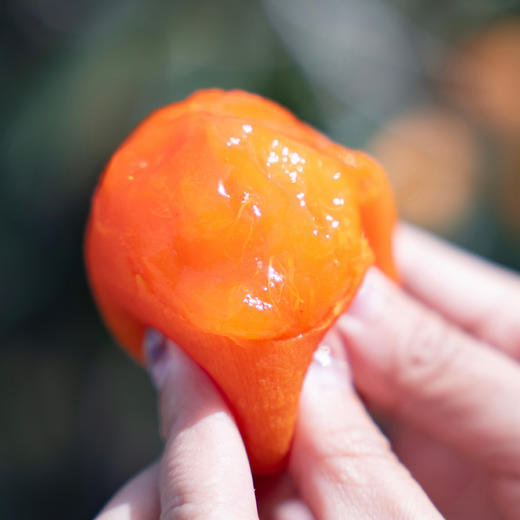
[2, 0, 520, 518]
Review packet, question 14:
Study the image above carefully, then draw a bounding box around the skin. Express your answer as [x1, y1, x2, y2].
[95, 224, 520, 519]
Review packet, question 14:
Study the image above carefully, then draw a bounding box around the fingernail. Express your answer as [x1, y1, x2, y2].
[337, 268, 393, 370]
[144, 328, 171, 388]
[344, 267, 385, 321]
[313, 344, 333, 368]
[306, 342, 352, 390]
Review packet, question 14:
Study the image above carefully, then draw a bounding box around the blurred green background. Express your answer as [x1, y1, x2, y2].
[2, 0, 520, 518]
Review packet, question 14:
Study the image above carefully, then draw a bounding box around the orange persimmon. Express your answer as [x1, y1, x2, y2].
[85, 89, 397, 474]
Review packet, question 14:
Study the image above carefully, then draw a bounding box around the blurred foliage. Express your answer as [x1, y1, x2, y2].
[1, 0, 520, 518]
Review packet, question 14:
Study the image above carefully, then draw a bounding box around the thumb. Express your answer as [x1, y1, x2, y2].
[144, 329, 258, 520]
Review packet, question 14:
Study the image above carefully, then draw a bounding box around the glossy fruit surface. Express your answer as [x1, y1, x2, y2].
[85, 89, 397, 474]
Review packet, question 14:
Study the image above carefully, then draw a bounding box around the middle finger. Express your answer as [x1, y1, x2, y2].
[338, 268, 520, 518]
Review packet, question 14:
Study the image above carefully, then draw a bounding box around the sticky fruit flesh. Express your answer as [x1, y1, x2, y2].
[85, 89, 397, 474]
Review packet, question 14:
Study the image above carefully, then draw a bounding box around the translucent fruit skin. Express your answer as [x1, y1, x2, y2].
[85, 89, 398, 474]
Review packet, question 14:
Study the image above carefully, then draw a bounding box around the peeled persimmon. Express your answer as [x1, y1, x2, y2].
[85, 89, 397, 474]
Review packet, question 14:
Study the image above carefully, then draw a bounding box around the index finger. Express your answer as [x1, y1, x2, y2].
[396, 223, 520, 358]
[290, 339, 443, 520]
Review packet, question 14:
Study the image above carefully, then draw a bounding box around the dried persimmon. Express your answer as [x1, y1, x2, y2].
[85, 89, 397, 474]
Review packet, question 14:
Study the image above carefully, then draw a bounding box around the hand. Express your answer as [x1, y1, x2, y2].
[94, 224, 520, 519]
[337, 224, 520, 519]
[94, 332, 442, 520]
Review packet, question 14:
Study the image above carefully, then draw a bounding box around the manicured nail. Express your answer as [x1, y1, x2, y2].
[144, 328, 171, 388]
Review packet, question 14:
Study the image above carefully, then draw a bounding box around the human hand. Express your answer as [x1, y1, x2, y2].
[337, 224, 520, 519]
[94, 329, 443, 520]
[94, 224, 520, 519]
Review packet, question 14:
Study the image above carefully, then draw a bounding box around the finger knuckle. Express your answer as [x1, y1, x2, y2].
[393, 309, 465, 410]
[161, 499, 196, 520]
[159, 456, 199, 520]
[316, 424, 396, 488]
[160, 493, 225, 520]
[159, 471, 213, 520]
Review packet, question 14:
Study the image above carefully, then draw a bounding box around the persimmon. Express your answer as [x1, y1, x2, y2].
[85, 89, 397, 474]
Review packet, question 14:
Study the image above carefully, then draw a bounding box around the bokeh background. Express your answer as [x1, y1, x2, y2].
[2, 0, 520, 518]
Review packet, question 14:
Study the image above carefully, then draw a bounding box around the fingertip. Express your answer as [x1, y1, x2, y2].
[143, 329, 226, 440]
[143, 328, 209, 402]
[143, 329, 258, 518]
[311, 326, 352, 374]
[343, 266, 390, 321]
[338, 267, 397, 379]
[144, 328, 171, 389]
[291, 336, 441, 519]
